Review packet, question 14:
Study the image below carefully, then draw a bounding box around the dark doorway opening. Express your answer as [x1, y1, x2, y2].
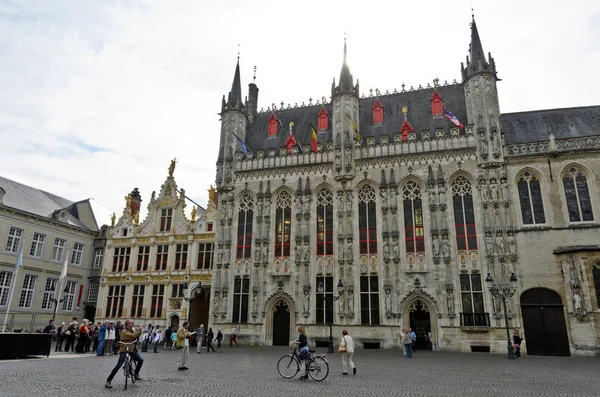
[169, 315, 180, 331]
[409, 300, 432, 351]
[189, 288, 210, 346]
[520, 288, 570, 356]
[272, 301, 290, 346]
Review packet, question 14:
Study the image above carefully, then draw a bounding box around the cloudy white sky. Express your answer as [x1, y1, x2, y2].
[1, 0, 599, 224]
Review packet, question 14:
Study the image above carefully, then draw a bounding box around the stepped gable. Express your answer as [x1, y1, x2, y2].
[502, 106, 600, 144]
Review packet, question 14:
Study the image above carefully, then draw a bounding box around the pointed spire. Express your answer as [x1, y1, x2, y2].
[304, 177, 311, 196]
[437, 164, 446, 187]
[462, 15, 497, 81]
[226, 57, 243, 110]
[296, 178, 303, 195]
[379, 170, 387, 189]
[334, 38, 357, 96]
[389, 169, 397, 189]
[428, 165, 435, 189]
[257, 181, 264, 200]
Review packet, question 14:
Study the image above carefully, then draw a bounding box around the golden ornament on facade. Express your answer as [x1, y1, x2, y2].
[125, 194, 132, 208]
[168, 158, 177, 177]
[191, 206, 197, 222]
[111, 213, 116, 227]
[208, 185, 216, 203]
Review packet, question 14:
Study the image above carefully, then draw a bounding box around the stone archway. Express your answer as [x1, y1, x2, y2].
[265, 293, 296, 346]
[401, 292, 439, 351]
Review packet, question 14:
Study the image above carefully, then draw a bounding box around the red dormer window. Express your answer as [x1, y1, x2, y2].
[431, 91, 443, 116]
[373, 100, 384, 125]
[268, 114, 278, 136]
[317, 108, 329, 131]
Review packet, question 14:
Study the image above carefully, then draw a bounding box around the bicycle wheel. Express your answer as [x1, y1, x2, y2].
[276, 354, 300, 378]
[123, 361, 129, 390]
[129, 360, 136, 384]
[307, 357, 329, 381]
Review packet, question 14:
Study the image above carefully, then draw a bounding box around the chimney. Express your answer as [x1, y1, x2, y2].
[246, 82, 259, 122]
[130, 188, 142, 219]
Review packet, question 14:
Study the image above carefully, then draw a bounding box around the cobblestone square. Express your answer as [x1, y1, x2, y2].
[0, 346, 598, 397]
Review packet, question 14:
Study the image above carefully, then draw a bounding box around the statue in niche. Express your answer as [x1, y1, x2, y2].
[446, 289, 455, 313]
[495, 235, 505, 256]
[383, 240, 390, 259]
[494, 210, 502, 228]
[346, 153, 352, 168]
[505, 297, 513, 313]
[264, 199, 271, 216]
[483, 211, 491, 229]
[490, 182, 499, 201]
[442, 238, 451, 258]
[254, 246, 261, 262]
[432, 236, 441, 257]
[347, 291, 354, 312]
[303, 290, 310, 312]
[507, 233, 516, 256]
[347, 241, 353, 261]
[338, 241, 344, 260]
[295, 245, 301, 262]
[303, 245, 310, 262]
[221, 293, 227, 313]
[485, 235, 494, 254]
[384, 290, 392, 313]
[380, 190, 388, 208]
[492, 134, 500, 153]
[392, 240, 400, 258]
[429, 190, 437, 206]
[252, 292, 258, 311]
[217, 247, 223, 263]
[257, 203, 262, 217]
[573, 291, 583, 313]
[219, 205, 226, 220]
[480, 185, 489, 202]
[479, 133, 488, 155]
[224, 246, 231, 262]
[493, 296, 501, 312]
[501, 182, 509, 201]
[262, 245, 269, 263]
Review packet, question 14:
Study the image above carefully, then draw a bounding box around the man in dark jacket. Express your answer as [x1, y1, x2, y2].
[164, 327, 173, 350]
[43, 319, 56, 334]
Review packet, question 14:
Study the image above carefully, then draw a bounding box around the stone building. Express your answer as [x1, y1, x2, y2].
[95, 165, 216, 331]
[211, 17, 600, 355]
[0, 176, 109, 330]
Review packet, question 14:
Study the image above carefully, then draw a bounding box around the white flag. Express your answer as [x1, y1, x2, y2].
[59, 249, 69, 282]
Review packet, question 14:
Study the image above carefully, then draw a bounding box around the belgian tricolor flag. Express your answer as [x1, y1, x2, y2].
[310, 123, 318, 153]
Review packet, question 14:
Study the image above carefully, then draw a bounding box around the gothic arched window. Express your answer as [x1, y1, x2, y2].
[236, 195, 254, 259]
[517, 171, 546, 225]
[358, 184, 377, 254]
[372, 99, 384, 125]
[563, 166, 594, 222]
[403, 181, 425, 253]
[317, 108, 329, 131]
[593, 262, 600, 309]
[274, 191, 292, 257]
[452, 176, 477, 251]
[316, 189, 334, 256]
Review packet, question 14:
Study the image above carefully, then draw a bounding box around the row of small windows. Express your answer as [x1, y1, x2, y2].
[3, 226, 85, 265]
[105, 283, 190, 319]
[111, 243, 214, 273]
[0, 271, 77, 311]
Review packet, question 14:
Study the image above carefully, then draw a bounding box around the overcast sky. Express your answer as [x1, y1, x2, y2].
[1, 0, 598, 225]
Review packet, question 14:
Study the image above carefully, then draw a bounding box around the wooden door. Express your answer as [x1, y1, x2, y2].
[272, 302, 290, 346]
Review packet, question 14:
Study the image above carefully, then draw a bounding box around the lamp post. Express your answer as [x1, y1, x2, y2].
[181, 282, 202, 323]
[49, 285, 70, 322]
[485, 271, 518, 359]
[326, 279, 345, 354]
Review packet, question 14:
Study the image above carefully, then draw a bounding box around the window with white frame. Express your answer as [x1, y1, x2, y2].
[18, 274, 37, 308]
[71, 243, 84, 266]
[174, 243, 188, 270]
[0, 271, 13, 307]
[29, 233, 46, 258]
[41, 277, 58, 310]
[87, 280, 99, 303]
[6, 227, 24, 253]
[93, 248, 104, 268]
[52, 238, 67, 262]
[160, 208, 173, 232]
[197, 243, 214, 269]
[61, 281, 76, 311]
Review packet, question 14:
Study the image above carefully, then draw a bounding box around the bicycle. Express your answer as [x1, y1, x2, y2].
[118, 341, 138, 390]
[277, 346, 329, 381]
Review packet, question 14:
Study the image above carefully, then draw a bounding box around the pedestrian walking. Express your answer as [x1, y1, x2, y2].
[170, 328, 177, 350]
[216, 329, 223, 351]
[402, 329, 413, 358]
[177, 322, 194, 370]
[97, 321, 108, 356]
[164, 326, 173, 350]
[153, 326, 162, 353]
[75, 320, 89, 354]
[55, 322, 66, 352]
[513, 329, 522, 358]
[105, 323, 115, 355]
[206, 327, 216, 353]
[409, 328, 416, 354]
[196, 324, 205, 353]
[399, 329, 407, 356]
[90, 322, 100, 353]
[339, 329, 356, 375]
[230, 327, 238, 347]
[113, 321, 122, 355]
[64, 322, 77, 352]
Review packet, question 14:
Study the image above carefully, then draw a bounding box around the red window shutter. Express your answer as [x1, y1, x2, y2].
[317, 108, 329, 131]
[373, 100, 384, 125]
[430, 91, 443, 116]
[268, 114, 278, 136]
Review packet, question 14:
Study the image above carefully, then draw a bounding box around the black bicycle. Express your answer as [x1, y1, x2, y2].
[277, 347, 329, 381]
[118, 341, 137, 390]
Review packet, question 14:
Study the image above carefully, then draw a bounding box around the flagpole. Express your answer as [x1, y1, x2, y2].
[2, 239, 24, 333]
[53, 249, 70, 321]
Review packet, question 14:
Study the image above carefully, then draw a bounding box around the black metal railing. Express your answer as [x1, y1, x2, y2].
[460, 312, 490, 327]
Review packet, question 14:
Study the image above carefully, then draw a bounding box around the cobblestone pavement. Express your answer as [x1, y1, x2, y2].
[0, 345, 599, 397]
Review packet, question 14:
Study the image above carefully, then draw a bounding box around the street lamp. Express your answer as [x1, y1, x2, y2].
[486, 271, 518, 359]
[180, 282, 202, 323]
[50, 285, 70, 322]
[327, 279, 345, 354]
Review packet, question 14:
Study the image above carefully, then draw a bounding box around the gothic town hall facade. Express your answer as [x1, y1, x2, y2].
[211, 18, 600, 356]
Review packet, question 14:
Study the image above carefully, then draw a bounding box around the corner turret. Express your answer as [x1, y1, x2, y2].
[461, 15, 498, 82]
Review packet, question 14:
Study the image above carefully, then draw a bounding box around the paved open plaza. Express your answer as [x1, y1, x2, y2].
[0, 345, 598, 397]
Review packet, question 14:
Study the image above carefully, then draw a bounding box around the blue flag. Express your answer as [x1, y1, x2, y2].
[232, 132, 248, 156]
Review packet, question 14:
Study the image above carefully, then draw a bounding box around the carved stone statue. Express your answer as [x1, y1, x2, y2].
[507, 233, 516, 256]
[490, 183, 499, 201]
[262, 245, 269, 263]
[442, 238, 451, 258]
[479, 133, 488, 155]
[383, 240, 390, 259]
[191, 206, 197, 222]
[432, 236, 441, 257]
[501, 182, 509, 201]
[480, 185, 489, 202]
[254, 246, 261, 262]
[295, 245, 301, 262]
[168, 159, 176, 177]
[392, 240, 400, 258]
[303, 245, 310, 262]
[384, 291, 392, 313]
[111, 213, 116, 227]
[264, 200, 271, 215]
[492, 134, 500, 153]
[224, 246, 231, 263]
[125, 194, 131, 209]
[573, 292, 583, 312]
[446, 288, 455, 313]
[338, 241, 344, 260]
[347, 241, 353, 261]
[257, 203, 262, 217]
[303, 290, 310, 312]
[428, 190, 437, 206]
[485, 235, 494, 254]
[208, 185, 216, 203]
[495, 235, 505, 256]
[381, 190, 388, 208]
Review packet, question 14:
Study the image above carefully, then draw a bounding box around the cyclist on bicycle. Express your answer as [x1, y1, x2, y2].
[295, 326, 309, 380]
[105, 319, 144, 388]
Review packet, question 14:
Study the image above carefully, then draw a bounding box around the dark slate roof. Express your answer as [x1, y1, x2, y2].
[501, 106, 600, 144]
[0, 176, 98, 230]
[245, 84, 467, 151]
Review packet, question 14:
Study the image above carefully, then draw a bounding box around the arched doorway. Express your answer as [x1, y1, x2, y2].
[273, 300, 291, 346]
[408, 300, 432, 351]
[189, 288, 210, 332]
[169, 315, 180, 330]
[520, 288, 570, 356]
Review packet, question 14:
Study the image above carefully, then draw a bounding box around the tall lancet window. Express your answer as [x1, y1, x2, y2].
[563, 166, 594, 222]
[236, 195, 254, 259]
[452, 176, 478, 251]
[358, 184, 377, 255]
[403, 181, 425, 253]
[274, 191, 292, 257]
[316, 189, 334, 256]
[517, 171, 546, 225]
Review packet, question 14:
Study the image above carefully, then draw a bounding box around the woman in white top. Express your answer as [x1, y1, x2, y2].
[104, 324, 116, 355]
[339, 329, 356, 375]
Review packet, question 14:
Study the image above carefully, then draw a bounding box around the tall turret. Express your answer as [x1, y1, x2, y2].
[461, 15, 503, 165]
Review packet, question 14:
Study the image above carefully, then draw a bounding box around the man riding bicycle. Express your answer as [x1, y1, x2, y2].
[105, 319, 144, 388]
